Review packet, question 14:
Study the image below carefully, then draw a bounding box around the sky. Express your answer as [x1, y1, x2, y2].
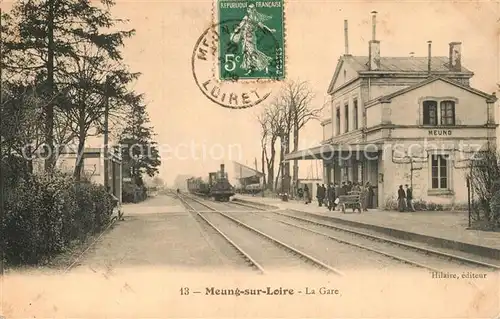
[2, 1, 499, 186]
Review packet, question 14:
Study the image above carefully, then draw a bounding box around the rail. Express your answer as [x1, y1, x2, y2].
[176, 192, 265, 274]
[183, 193, 344, 276]
[261, 210, 500, 272]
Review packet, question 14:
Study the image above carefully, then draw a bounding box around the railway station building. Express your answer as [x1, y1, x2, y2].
[285, 14, 497, 208]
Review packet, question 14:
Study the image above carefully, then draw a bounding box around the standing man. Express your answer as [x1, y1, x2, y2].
[304, 185, 311, 204]
[316, 183, 325, 207]
[297, 187, 303, 200]
[367, 182, 374, 208]
[327, 183, 335, 211]
[340, 181, 347, 196]
[321, 184, 326, 206]
[346, 181, 353, 193]
[397, 185, 406, 212]
[361, 182, 369, 211]
[405, 184, 415, 212]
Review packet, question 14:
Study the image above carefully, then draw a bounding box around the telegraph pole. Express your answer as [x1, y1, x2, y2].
[103, 76, 110, 191]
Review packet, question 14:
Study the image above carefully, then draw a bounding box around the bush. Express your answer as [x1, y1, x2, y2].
[489, 190, 500, 228]
[122, 181, 147, 203]
[383, 196, 445, 211]
[1, 171, 115, 266]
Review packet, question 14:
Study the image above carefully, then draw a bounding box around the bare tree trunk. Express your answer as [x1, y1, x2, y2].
[73, 112, 86, 181]
[266, 139, 277, 191]
[260, 147, 266, 188]
[73, 135, 85, 181]
[282, 134, 291, 195]
[275, 164, 281, 191]
[292, 121, 299, 195]
[44, 0, 55, 173]
[267, 164, 274, 191]
[278, 135, 287, 192]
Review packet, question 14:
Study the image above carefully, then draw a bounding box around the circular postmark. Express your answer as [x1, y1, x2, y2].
[191, 19, 283, 109]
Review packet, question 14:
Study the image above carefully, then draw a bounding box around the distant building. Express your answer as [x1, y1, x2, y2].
[34, 145, 123, 204]
[285, 13, 497, 208]
[173, 174, 194, 190]
[233, 161, 264, 188]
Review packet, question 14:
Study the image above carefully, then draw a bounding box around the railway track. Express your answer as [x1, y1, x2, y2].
[176, 192, 344, 276]
[175, 193, 265, 274]
[225, 200, 500, 272]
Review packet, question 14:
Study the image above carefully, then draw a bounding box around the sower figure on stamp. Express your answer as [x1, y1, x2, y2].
[230, 3, 276, 75]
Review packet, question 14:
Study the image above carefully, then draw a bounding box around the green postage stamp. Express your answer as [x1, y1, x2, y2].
[216, 0, 285, 81]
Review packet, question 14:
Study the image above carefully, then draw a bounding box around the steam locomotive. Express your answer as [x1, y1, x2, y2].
[186, 164, 235, 201]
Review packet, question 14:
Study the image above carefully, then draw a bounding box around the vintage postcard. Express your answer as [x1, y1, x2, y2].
[0, 0, 499, 318]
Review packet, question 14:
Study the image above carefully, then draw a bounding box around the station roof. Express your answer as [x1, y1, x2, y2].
[284, 143, 383, 161]
[233, 161, 264, 178]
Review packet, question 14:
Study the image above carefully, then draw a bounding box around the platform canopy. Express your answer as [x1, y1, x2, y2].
[284, 143, 383, 161]
[233, 161, 264, 179]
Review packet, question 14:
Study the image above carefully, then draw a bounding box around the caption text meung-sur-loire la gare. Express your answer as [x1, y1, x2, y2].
[180, 287, 340, 296]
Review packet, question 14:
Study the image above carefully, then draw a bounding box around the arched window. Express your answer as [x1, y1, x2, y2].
[423, 101, 438, 125]
[440, 101, 455, 125]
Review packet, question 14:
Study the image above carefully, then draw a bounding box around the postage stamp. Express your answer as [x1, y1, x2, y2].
[192, 19, 277, 109]
[216, 0, 285, 81]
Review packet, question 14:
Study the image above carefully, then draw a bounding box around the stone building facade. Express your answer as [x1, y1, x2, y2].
[285, 13, 497, 208]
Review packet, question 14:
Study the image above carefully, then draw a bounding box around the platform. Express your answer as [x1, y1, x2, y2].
[233, 195, 500, 260]
[121, 195, 186, 216]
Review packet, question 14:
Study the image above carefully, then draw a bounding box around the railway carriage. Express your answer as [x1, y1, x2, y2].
[244, 183, 262, 195]
[186, 164, 235, 201]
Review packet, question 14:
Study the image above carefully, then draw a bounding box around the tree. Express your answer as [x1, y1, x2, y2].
[118, 98, 161, 186]
[257, 100, 284, 191]
[257, 113, 268, 189]
[57, 40, 139, 180]
[0, 82, 45, 177]
[257, 80, 321, 195]
[5, 0, 135, 172]
[280, 80, 319, 193]
[467, 144, 500, 227]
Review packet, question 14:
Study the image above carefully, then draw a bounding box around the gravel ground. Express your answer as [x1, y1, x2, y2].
[201, 212, 326, 274]
[223, 211, 414, 274]
[69, 195, 232, 272]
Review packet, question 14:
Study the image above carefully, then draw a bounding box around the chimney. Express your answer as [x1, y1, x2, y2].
[220, 163, 225, 177]
[427, 41, 432, 74]
[344, 20, 349, 55]
[368, 11, 380, 71]
[449, 42, 462, 71]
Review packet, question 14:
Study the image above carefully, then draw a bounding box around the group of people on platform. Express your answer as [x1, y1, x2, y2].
[397, 184, 415, 212]
[297, 181, 375, 212]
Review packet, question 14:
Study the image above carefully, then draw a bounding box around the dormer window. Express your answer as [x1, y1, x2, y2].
[422, 100, 456, 126]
